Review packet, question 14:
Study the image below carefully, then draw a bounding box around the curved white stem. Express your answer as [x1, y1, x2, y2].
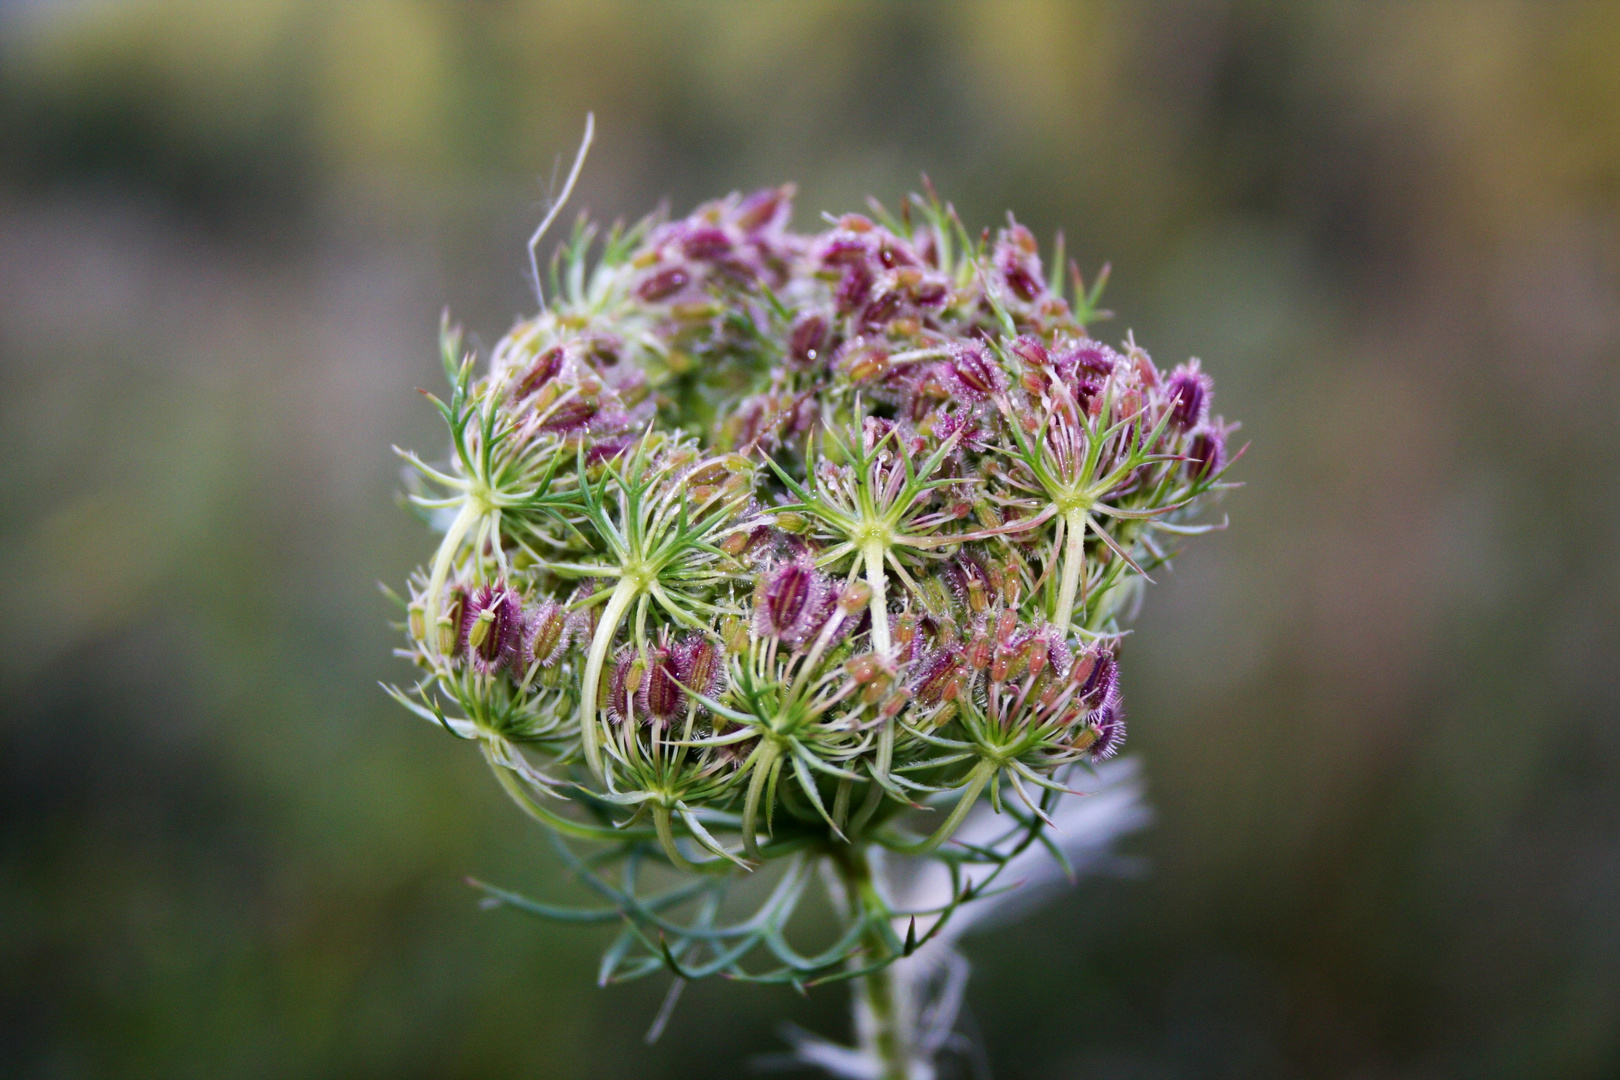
[862, 540, 892, 657]
[1053, 508, 1087, 632]
[425, 499, 481, 654]
[578, 576, 640, 778]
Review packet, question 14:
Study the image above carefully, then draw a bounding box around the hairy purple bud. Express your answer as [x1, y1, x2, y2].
[1009, 335, 1049, 369]
[788, 313, 828, 367]
[1166, 362, 1212, 431]
[673, 635, 724, 702]
[734, 184, 794, 233]
[1080, 699, 1126, 761]
[637, 266, 690, 302]
[859, 290, 902, 330]
[523, 601, 571, 669]
[1187, 424, 1226, 479]
[942, 553, 993, 614]
[584, 433, 636, 467]
[680, 226, 732, 261]
[753, 559, 832, 646]
[606, 646, 637, 723]
[638, 640, 685, 723]
[1026, 624, 1072, 680]
[837, 262, 875, 313]
[939, 341, 1005, 402]
[461, 583, 523, 673]
[911, 648, 964, 706]
[997, 222, 1045, 302]
[512, 345, 565, 401]
[1071, 646, 1119, 708]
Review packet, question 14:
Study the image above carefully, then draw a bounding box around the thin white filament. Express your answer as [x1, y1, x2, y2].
[528, 112, 596, 310]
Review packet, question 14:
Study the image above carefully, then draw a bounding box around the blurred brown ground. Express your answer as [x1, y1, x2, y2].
[2, 3, 1618, 1077]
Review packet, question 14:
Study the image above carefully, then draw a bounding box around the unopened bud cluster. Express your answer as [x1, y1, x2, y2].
[391, 182, 1236, 874]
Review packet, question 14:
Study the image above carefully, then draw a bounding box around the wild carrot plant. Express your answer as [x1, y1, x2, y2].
[386, 125, 1238, 1078]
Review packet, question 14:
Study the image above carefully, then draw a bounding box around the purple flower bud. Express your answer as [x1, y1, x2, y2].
[910, 278, 948, 307]
[606, 645, 637, 723]
[911, 648, 964, 706]
[859, 290, 901, 330]
[1081, 698, 1126, 761]
[638, 640, 685, 723]
[522, 601, 572, 669]
[862, 415, 896, 453]
[753, 559, 833, 646]
[788, 313, 828, 367]
[996, 223, 1045, 302]
[734, 184, 794, 233]
[1050, 340, 1119, 404]
[461, 583, 523, 673]
[1187, 424, 1226, 479]
[942, 553, 993, 614]
[673, 635, 724, 701]
[1071, 645, 1118, 707]
[1166, 362, 1212, 431]
[636, 265, 690, 302]
[584, 433, 636, 467]
[1008, 335, 1049, 369]
[680, 226, 732, 261]
[565, 581, 599, 643]
[930, 407, 990, 450]
[512, 345, 565, 400]
[819, 236, 870, 266]
[837, 262, 875, 313]
[939, 341, 1005, 402]
[538, 396, 602, 433]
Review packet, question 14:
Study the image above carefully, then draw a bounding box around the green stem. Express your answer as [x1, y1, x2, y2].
[485, 747, 656, 843]
[652, 804, 700, 873]
[578, 576, 641, 778]
[879, 758, 995, 856]
[1053, 508, 1087, 632]
[740, 740, 783, 860]
[836, 844, 909, 1080]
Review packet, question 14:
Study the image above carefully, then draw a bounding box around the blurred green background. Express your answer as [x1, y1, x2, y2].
[3, 2, 1618, 1077]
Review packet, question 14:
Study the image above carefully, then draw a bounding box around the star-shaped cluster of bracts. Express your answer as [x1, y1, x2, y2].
[391, 181, 1236, 861]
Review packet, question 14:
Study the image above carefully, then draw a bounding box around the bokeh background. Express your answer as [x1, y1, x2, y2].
[3, 2, 1618, 1077]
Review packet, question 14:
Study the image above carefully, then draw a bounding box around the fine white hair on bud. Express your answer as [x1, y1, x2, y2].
[384, 169, 1240, 1076]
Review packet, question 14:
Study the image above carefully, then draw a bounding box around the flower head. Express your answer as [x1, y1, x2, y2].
[389, 172, 1239, 1015]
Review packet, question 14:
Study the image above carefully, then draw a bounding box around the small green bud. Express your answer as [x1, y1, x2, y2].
[721, 616, 749, 653]
[436, 615, 458, 655]
[468, 607, 497, 652]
